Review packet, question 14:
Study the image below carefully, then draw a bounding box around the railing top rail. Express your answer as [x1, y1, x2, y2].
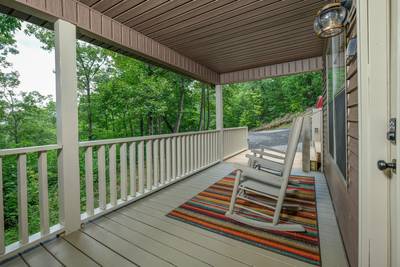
[79, 129, 220, 148]
[223, 127, 248, 131]
[0, 144, 62, 157]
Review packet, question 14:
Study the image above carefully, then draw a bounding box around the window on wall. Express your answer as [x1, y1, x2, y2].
[326, 32, 347, 179]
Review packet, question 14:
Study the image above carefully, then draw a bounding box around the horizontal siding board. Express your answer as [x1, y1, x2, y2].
[347, 89, 358, 107]
[348, 122, 358, 139]
[348, 106, 358, 122]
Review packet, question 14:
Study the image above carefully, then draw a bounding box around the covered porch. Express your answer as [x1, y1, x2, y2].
[0, 0, 354, 266]
[1, 149, 348, 267]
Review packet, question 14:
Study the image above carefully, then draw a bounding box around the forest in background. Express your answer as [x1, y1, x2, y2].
[0, 14, 322, 245]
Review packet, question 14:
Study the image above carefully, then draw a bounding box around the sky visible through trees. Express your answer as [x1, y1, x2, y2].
[0, 14, 322, 245]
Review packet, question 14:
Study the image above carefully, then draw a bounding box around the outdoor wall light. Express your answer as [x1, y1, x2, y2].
[313, 0, 352, 38]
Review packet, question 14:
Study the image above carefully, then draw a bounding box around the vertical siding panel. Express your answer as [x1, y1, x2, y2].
[112, 21, 122, 43]
[90, 10, 102, 35]
[62, 0, 77, 23]
[77, 3, 90, 30]
[121, 26, 130, 47]
[46, 0, 62, 16]
[101, 15, 112, 39]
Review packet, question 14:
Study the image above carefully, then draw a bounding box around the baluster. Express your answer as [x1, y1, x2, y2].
[153, 139, 159, 187]
[185, 136, 190, 174]
[206, 133, 211, 165]
[138, 141, 145, 194]
[129, 142, 136, 197]
[84, 148, 94, 217]
[210, 133, 214, 163]
[166, 138, 172, 182]
[190, 135, 194, 173]
[0, 158, 4, 254]
[120, 143, 127, 201]
[181, 136, 186, 175]
[201, 133, 205, 167]
[109, 144, 117, 206]
[146, 141, 153, 191]
[38, 152, 50, 235]
[17, 154, 28, 244]
[160, 139, 166, 184]
[98, 146, 106, 210]
[172, 137, 176, 179]
[177, 136, 181, 177]
[196, 134, 200, 169]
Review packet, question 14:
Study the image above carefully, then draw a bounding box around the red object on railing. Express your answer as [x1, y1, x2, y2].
[316, 96, 323, 109]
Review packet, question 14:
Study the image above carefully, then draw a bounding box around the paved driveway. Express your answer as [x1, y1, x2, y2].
[248, 128, 290, 150]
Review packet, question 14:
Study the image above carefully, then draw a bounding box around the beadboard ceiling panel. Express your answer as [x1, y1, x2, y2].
[78, 0, 327, 72]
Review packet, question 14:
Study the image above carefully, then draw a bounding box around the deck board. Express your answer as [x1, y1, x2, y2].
[63, 230, 136, 266]
[0, 160, 348, 267]
[43, 238, 100, 266]
[0, 257, 27, 267]
[20, 245, 62, 267]
[92, 217, 214, 267]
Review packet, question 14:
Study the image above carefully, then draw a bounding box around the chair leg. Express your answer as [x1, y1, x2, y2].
[227, 170, 242, 215]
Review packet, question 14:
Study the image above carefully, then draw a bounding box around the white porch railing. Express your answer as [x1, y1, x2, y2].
[79, 130, 220, 222]
[223, 127, 249, 159]
[0, 127, 248, 260]
[0, 145, 64, 257]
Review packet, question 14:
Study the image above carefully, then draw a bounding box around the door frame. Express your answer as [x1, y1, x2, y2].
[357, 0, 392, 266]
[392, 0, 400, 265]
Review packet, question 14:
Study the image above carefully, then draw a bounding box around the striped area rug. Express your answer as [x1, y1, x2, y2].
[167, 170, 321, 266]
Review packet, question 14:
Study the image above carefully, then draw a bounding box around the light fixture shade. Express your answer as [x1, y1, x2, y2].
[314, 3, 347, 38]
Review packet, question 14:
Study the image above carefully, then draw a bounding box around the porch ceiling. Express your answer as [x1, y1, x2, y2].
[78, 0, 327, 73]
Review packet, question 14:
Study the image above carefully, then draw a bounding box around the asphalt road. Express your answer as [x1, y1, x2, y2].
[248, 128, 290, 150]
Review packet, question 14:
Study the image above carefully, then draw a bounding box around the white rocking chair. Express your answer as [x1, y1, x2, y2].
[225, 116, 305, 232]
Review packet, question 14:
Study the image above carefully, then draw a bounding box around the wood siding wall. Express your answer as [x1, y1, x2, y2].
[219, 57, 323, 84]
[0, 0, 219, 84]
[322, 5, 358, 267]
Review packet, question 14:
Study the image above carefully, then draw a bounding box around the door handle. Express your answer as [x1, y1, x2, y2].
[377, 160, 396, 172]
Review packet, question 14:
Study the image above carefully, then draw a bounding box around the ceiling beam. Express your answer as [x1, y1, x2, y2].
[219, 57, 323, 84]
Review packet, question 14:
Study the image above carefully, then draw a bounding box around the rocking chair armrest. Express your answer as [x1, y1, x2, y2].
[234, 165, 283, 188]
[250, 149, 285, 160]
[246, 154, 284, 167]
[259, 145, 286, 155]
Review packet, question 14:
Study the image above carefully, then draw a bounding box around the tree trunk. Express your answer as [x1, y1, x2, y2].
[162, 116, 174, 133]
[198, 87, 205, 130]
[174, 79, 185, 133]
[85, 78, 93, 140]
[140, 118, 144, 136]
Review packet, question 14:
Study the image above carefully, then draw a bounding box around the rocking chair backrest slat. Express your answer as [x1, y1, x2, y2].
[272, 116, 304, 224]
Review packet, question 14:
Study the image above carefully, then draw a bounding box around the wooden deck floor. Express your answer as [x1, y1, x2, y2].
[0, 157, 349, 267]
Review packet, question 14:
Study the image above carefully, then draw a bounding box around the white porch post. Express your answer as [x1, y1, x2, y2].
[55, 19, 81, 233]
[216, 84, 224, 160]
